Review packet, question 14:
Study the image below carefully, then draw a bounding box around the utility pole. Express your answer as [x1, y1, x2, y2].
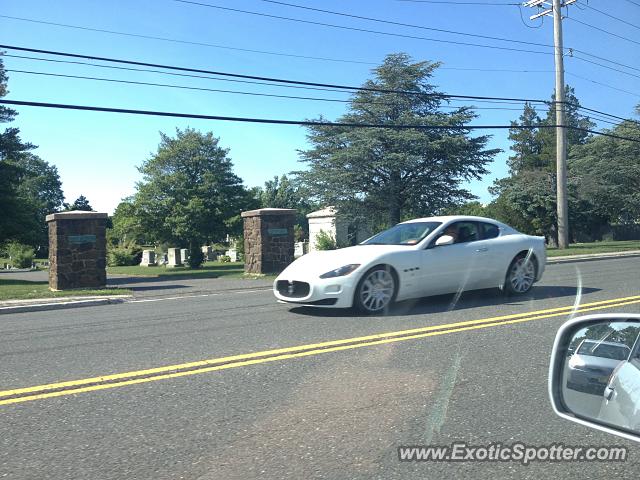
[523, 0, 574, 248]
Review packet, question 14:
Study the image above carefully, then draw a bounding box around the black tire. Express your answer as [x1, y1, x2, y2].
[503, 252, 537, 295]
[353, 265, 397, 315]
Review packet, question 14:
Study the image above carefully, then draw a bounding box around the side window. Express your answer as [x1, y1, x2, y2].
[480, 222, 500, 240]
[443, 221, 480, 244]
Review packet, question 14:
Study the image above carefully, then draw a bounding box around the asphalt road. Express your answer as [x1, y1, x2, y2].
[1, 257, 640, 479]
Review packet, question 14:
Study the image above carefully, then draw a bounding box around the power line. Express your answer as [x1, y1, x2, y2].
[0, 44, 555, 103]
[622, 0, 640, 7]
[2, 54, 554, 105]
[571, 54, 640, 80]
[177, 0, 640, 76]
[3, 68, 539, 112]
[577, 1, 640, 31]
[566, 16, 640, 46]
[5, 12, 638, 79]
[0, 15, 377, 66]
[172, 1, 555, 55]
[566, 71, 640, 99]
[394, 0, 519, 4]
[1, 99, 638, 142]
[248, 0, 555, 48]
[2, 45, 636, 126]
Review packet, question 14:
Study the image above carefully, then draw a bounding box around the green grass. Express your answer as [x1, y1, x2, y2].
[0, 279, 130, 301]
[546, 240, 640, 257]
[107, 261, 247, 279]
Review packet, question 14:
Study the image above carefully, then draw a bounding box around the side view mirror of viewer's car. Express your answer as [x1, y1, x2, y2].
[435, 235, 454, 247]
[549, 313, 640, 443]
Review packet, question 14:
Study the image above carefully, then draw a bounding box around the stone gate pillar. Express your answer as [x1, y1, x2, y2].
[46, 211, 108, 290]
[241, 208, 296, 274]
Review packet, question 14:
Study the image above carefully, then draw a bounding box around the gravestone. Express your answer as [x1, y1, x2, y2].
[140, 250, 156, 267]
[225, 248, 238, 262]
[201, 245, 214, 261]
[242, 208, 295, 274]
[166, 248, 182, 268]
[46, 211, 108, 290]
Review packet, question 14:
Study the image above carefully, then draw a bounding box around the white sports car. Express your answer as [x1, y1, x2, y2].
[273, 216, 546, 314]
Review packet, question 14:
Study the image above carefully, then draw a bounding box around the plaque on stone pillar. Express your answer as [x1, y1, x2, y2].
[241, 208, 296, 274]
[46, 211, 108, 290]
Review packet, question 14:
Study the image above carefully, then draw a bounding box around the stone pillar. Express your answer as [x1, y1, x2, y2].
[46, 211, 108, 290]
[166, 248, 182, 268]
[241, 208, 296, 274]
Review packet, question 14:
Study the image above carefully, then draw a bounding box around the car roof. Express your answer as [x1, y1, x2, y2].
[400, 215, 503, 225]
[580, 339, 630, 348]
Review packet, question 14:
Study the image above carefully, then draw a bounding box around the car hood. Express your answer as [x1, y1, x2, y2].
[279, 244, 408, 278]
[569, 354, 624, 371]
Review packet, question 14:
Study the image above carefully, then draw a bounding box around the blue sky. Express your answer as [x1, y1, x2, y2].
[2, 0, 639, 213]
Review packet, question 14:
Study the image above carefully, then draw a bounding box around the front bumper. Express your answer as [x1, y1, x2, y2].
[273, 274, 360, 308]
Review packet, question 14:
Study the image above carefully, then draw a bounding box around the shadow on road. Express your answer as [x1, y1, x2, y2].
[289, 285, 601, 318]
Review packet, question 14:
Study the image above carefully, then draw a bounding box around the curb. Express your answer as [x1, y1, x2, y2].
[0, 296, 131, 315]
[547, 250, 640, 264]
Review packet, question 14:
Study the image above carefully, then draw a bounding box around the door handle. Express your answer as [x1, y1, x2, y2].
[604, 386, 615, 401]
[476, 247, 488, 252]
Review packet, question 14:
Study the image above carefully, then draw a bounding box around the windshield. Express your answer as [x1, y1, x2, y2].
[361, 222, 442, 246]
[577, 342, 631, 361]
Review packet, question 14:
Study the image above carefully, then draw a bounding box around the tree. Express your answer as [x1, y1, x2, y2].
[64, 195, 93, 212]
[490, 85, 597, 244]
[108, 198, 146, 247]
[260, 174, 315, 238]
[506, 102, 543, 174]
[12, 153, 64, 247]
[133, 128, 256, 263]
[0, 54, 40, 245]
[569, 111, 640, 225]
[297, 53, 499, 227]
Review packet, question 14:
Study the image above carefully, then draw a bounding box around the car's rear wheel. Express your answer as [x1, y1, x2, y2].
[354, 266, 396, 314]
[504, 253, 537, 295]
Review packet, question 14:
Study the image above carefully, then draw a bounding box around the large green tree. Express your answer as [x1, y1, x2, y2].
[133, 128, 256, 251]
[569, 110, 640, 225]
[489, 86, 596, 243]
[0, 55, 64, 248]
[297, 53, 499, 227]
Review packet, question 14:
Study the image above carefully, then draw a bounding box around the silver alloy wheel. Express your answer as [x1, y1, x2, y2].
[359, 269, 395, 312]
[508, 257, 535, 293]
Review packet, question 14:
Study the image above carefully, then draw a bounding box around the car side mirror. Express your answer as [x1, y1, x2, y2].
[549, 314, 640, 443]
[435, 235, 454, 247]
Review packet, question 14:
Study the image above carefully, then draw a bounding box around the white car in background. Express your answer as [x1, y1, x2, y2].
[273, 216, 546, 314]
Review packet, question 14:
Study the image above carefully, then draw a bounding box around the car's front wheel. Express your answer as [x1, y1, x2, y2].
[354, 266, 397, 314]
[504, 253, 537, 295]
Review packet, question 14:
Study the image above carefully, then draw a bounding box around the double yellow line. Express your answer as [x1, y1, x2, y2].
[2, 295, 640, 406]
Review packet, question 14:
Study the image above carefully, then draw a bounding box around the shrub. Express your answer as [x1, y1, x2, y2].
[188, 246, 205, 269]
[6, 241, 35, 269]
[219, 255, 231, 263]
[107, 245, 141, 266]
[315, 230, 337, 250]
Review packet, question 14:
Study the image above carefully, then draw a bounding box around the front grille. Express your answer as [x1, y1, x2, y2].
[276, 280, 310, 298]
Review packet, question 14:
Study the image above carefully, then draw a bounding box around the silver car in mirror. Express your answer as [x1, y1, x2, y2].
[549, 313, 640, 443]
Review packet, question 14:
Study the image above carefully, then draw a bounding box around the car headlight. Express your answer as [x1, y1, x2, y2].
[319, 264, 360, 279]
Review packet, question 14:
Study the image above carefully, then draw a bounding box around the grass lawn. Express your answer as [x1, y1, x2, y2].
[0, 279, 130, 301]
[107, 261, 249, 279]
[547, 240, 640, 257]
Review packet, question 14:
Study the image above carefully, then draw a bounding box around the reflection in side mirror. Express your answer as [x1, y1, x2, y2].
[549, 314, 640, 443]
[435, 235, 454, 247]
